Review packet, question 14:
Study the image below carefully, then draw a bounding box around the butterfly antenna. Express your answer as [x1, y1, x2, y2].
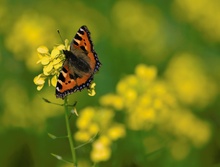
[57, 29, 65, 44]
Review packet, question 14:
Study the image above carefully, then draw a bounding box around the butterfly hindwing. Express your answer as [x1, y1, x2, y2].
[55, 25, 101, 99]
[55, 60, 78, 98]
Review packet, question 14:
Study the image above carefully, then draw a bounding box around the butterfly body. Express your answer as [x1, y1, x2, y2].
[64, 49, 92, 76]
[56, 26, 101, 99]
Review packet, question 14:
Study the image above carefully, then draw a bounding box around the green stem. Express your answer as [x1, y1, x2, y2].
[64, 97, 77, 167]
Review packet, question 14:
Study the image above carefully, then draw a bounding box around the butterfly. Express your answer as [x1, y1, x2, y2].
[56, 25, 101, 99]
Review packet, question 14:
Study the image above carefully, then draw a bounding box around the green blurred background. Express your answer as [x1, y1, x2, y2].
[1, 0, 220, 166]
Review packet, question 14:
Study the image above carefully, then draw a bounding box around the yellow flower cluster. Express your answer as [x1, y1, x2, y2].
[99, 63, 212, 160]
[74, 107, 125, 162]
[101, 64, 162, 130]
[4, 12, 57, 71]
[165, 53, 217, 107]
[74, 57, 215, 162]
[33, 41, 68, 91]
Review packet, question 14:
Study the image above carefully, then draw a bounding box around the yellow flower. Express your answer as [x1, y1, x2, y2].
[74, 131, 92, 142]
[99, 94, 124, 110]
[165, 53, 217, 107]
[76, 107, 95, 130]
[88, 123, 99, 135]
[107, 124, 126, 140]
[75, 107, 99, 142]
[33, 74, 46, 90]
[74, 106, 126, 162]
[33, 42, 67, 91]
[135, 64, 157, 82]
[88, 83, 96, 96]
[91, 136, 111, 162]
[51, 75, 57, 87]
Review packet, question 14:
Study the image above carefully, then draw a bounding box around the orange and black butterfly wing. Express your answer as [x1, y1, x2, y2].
[55, 25, 101, 99]
[71, 25, 101, 74]
[70, 25, 101, 91]
[55, 59, 79, 99]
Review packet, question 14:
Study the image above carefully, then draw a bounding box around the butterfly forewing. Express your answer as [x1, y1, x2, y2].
[71, 26, 99, 71]
[71, 25, 93, 52]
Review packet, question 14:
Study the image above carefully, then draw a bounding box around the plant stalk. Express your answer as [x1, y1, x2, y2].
[64, 97, 77, 167]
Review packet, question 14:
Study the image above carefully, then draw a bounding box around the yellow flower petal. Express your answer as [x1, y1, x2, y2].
[40, 56, 50, 65]
[51, 75, 57, 87]
[37, 46, 49, 54]
[57, 44, 65, 51]
[37, 84, 44, 91]
[33, 74, 45, 85]
[51, 48, 60, 59]
[53, 61, 63, 70]
[43, 63, 53, 75]
[90, 83, 96, 89]
[88, 89, 96, 96]
[88, 83, 96, 96]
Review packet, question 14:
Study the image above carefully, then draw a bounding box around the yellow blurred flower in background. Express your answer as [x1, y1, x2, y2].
[165, 53, 217, 107]
[96, 63, 214, 160]
[91, 135, 111, 162]
[74, 107, 126, 162]
[99, 94, 124, 110]
[107, 124, 125, 141]
[4, 11, 57, 71]
[173, 0, 220, 42]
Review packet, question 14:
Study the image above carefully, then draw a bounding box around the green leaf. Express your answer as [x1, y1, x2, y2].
[51, 153, 62, 160]
[48, 133, 57, 139]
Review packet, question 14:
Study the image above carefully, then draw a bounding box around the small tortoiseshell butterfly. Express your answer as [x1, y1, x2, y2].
[56, 25, 101, 99]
